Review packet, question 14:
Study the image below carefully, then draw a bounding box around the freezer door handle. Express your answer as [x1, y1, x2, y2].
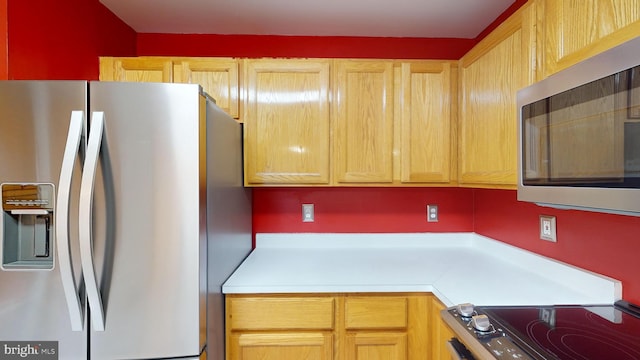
[79, 111, 106, 331]
[55, 111, 85, 331]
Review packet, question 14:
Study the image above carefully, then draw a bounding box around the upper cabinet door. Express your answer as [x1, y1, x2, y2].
[174, 58, 240, 119]
[99, 57, 173, 83]
[243, 59, 331, 185]
[458, 3, 536, 188]
[333, 60, 394, 184]
[398, 61, 456, 184]
[540, 0, 640, 78]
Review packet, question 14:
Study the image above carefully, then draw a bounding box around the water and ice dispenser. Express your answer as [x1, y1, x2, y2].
[1, 183, 54, 270]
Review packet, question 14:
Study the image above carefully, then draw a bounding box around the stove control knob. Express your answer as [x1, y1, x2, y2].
[472, 314, 492, 332]
[457, 303, 475, 317]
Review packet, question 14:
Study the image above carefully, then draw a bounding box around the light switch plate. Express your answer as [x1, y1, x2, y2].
[539, 215, 557, 242]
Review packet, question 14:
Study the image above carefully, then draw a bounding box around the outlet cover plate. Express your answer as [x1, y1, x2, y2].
[427, 204, 438, 222]
[302, 204, 314, 222]
[539, 215, 557, 242]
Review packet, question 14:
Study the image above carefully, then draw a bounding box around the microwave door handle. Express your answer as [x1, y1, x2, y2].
[56, 111, 85, 332]
[79, 111, 106, 331]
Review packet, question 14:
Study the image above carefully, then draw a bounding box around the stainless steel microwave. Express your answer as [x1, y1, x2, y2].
[517, 35, 640, 216]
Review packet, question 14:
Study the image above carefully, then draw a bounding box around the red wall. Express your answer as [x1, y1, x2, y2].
[474, 189, 640, 304]
[7, 0, 135, 80]
[138, 34, 474, 60]
[253, 187, 474, 234]
[0, 0, 6, 79]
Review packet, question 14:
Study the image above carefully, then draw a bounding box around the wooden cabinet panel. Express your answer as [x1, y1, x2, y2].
[228, 296, 335, 330]
[174, 58, 240, 119]
[345, 332, 407, 360]
[540, 0, 640, 77]
[429, 297, 455, 360]
[345, 296, 407, 329]
[404, 293, 429, 360]
[99, 57, 241, 120]
[246, 59, 454, 186]
[398, 62, 456, 184]
[230, 333, 333, 360]
[244, 59, 331, 185]
[459, 33, 521, 186]
[333, 60, 394, 184]
[458, 3, 536, 188]
[227, 293, 430, 360]
[99, 57, 173, 82]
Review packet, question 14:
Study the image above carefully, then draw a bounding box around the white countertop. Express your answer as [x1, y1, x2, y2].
[222, 233, 621, 307]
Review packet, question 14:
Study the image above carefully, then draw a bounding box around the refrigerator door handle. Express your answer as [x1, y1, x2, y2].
[55, 111, 85, 332]
[79, 111, 106, 331]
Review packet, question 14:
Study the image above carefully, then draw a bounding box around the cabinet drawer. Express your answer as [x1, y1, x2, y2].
[345, 297, 408, 329]
[230, 333, 333, 360]
[229, 297, 335, 330]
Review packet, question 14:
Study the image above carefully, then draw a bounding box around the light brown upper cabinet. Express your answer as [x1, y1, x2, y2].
[100, 57, 173, 83]
[243, 59, 331, 185]
[397, 61, 457, 184]
[458, 2, 536, 188]
[333, 60, 395, 184]
[242, 58, 456, 187]
[538, 0, 640, 78]
[173, 58, 240, 119]
[100, 57, 241, 120]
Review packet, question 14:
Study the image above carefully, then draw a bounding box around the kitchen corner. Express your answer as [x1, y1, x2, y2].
[223, 232, 620, 306]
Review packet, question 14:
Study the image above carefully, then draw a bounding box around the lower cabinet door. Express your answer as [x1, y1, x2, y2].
[430, 298, 456, 360]
[345, 332, 407, 360]
[229, 332, 333, 360]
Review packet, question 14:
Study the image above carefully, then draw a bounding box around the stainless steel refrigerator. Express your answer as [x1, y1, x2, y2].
[0, 81, 252, 359]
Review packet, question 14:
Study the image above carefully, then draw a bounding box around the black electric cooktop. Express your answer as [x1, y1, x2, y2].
[480, 301, 640, 360]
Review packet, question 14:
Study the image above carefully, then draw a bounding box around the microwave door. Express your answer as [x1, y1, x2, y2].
[522, 74, 627, 186]
[547, 74, 625, 183]
[522, 100, 549, 183]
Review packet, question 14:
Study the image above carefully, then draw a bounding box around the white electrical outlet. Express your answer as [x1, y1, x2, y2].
[539, 215, 557, 242]
[302, 204, 314, 222]
[427, 204, 438, 222]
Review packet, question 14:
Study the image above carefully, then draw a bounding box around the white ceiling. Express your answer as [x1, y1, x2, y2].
[99, 0, 516, 39]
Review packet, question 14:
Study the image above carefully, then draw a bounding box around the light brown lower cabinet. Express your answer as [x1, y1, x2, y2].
[226, 293, 453, 360]
[229, 332, 333, 360]
[345, 332, 406, 360]
[429, 295, 456, 360]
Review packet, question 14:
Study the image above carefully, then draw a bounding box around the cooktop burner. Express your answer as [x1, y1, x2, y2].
[480, 301, 640, 360]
